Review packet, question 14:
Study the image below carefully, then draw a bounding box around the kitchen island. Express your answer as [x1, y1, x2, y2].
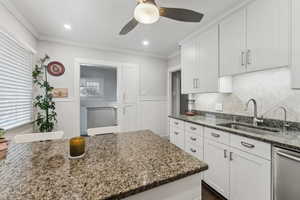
[0, 130, 207, 200]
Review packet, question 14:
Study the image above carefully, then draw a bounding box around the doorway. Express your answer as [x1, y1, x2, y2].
[171, 70, 188, 115]
[80, 65, 119, 136]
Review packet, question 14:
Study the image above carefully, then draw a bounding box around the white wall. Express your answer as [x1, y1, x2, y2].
[37, 41, 168, 138]
[0, 2, 36, 50]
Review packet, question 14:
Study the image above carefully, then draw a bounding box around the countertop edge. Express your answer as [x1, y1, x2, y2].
[105, 165, 208, 200]
[169, 115, 300, 151]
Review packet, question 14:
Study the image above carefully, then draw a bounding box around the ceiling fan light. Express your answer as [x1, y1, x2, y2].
[134, 2, 160, 24]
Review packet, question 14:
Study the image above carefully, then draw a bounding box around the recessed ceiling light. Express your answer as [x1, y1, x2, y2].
[64, 24, 72, 30]
[142, 40, 149, 46]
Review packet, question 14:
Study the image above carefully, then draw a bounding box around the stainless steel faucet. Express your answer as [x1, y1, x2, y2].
[276, 106, 290, 132]
[245, 98, 263, 126]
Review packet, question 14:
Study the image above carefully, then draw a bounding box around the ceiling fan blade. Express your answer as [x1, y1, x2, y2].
[119, 18, 139, 35]
[159, 7, 204, 22]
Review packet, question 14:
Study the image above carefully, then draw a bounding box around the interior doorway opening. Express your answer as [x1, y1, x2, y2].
[171, 70, 188, 115]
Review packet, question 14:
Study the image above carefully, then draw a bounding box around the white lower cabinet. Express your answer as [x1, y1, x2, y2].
[204, 139, 230, 198]
[168, 118, 271, 200]
[169, 126, 185, 150]
[229, 147, 271, 200]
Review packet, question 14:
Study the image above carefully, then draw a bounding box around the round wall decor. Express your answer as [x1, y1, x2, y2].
[47, 61, 65, 76]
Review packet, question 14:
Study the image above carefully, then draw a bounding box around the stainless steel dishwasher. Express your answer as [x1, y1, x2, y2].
[273, 146, 300, 200]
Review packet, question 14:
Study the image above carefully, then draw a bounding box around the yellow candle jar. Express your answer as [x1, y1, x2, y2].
[69, 137, 85, 159]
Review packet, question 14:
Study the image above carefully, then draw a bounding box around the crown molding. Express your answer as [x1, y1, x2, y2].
[38, 35, 168, 60]
[179, 0, 253, 45]
[167, 50, 180, 60]
[0, 0, 39, 38]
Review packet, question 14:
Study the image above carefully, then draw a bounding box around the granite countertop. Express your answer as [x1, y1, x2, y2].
[0, 130, 207, 200]
[169, 114, 300, 151]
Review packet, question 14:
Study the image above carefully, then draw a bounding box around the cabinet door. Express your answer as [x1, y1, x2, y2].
[174, 129, 185, 150]
[204, 139, 230, 198]
[196, 26, 219, 93]
[291, 0, 300, 88]
[181, 40, 197, 94]
[219, 9, 247, 76]
[229, 148, 271, 200]
[246, 0, 289, 72]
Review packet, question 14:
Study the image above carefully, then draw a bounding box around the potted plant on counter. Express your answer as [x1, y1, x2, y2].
[32, 55, 57, 132]
[0, 128, 8, 160]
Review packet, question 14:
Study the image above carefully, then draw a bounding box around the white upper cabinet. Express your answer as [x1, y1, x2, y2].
[291, 0, 300, 88]
[197, 26, 219, 93]
[246, 0, 290, 72]
[181, 40, 197, 94]
[220, 9, 247, 76]
[219, 0, 290, 76]
[181, 26, 219, 94]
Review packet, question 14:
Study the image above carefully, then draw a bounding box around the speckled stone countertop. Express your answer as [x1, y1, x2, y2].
[0, 130, 207, 200]
[170, 114, 300, 151]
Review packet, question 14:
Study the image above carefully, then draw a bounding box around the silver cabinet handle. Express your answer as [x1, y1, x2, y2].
[190, 148, 197, 153]
[230, 152, 233, 161]
[241, 141, 255, 149]
[277, 151, 300, 162]
[224, 149, 228, 158]
[247, 49, 252, 65]
[174, 131, 179, 135]
[190, 127, 197, 131]
[190, 137, 197, 141]
[211, 133, 220, 138]
[241, 51, 245, 66]
[174, 122, 179, 125]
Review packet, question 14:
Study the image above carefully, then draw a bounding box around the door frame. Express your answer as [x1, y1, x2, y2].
[167, 65, 181, 138]
[167, 65, 181, 116]
[74, 58, 138, 136]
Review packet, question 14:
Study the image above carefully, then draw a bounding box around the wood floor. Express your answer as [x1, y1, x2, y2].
[202, 182, 225, 200]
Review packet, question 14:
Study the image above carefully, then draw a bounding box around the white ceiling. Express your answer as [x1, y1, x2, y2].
[10, 0, 245, 57]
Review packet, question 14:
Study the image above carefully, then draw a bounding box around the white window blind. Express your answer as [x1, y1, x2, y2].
[0, 30, 33, 130]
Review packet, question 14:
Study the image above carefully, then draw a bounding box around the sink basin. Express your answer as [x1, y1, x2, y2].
[217, 122, 280, 135]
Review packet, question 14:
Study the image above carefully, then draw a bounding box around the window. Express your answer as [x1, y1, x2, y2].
[0, 30, 33, 130]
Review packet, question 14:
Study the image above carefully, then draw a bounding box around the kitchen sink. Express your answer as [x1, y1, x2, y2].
[217, 122, 280, 135]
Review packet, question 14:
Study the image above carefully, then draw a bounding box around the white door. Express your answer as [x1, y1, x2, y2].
[219, 9, 247, 76]
[246, 0, 289, 72]
[197, 26, 219, 93]
[181, 40, 197, 94]
[203, 139, 230, 198]
[122, 65, 139, 104]
[229, 148, 271, 200]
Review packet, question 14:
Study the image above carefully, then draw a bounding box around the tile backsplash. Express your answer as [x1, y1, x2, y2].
[193, 67, 300, 122]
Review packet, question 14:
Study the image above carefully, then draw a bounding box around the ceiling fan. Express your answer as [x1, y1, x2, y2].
[119, 0, 204, 35]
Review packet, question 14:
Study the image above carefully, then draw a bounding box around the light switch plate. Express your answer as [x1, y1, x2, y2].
[215, 103, 223, 112]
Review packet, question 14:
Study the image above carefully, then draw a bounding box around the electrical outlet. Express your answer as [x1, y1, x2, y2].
[215, 103, 223, 112]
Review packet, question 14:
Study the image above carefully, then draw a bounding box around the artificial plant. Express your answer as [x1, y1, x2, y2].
[32, 55, 57, 132]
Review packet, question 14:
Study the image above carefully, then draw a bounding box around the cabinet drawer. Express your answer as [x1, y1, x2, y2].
[185, 142, 203, 160]
[230, 134, 271, 160]
[185, 131, 203, 147]
[185, 122, 203, 135]
[170, 127, 185, 150]
[204, 127, 230, 145]
[170, 118, 184, 130]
